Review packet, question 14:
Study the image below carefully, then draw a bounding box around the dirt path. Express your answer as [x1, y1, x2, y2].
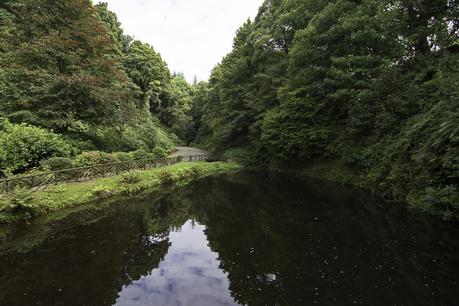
[170, 147, 211, 157]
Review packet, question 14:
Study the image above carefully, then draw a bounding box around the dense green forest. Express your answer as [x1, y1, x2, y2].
[192, 0, 459, 218]
[0, 0, 193, 174]
[0, 0, 458, 219]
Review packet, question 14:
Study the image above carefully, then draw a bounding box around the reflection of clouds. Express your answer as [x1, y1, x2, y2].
[115, 220, 239, 306]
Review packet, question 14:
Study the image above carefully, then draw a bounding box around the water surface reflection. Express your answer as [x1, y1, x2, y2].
[0, 172, 458, 305]
[115, 220, 238, 306]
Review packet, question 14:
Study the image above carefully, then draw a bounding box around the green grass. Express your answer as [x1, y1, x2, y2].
[0, 161, 241, 224]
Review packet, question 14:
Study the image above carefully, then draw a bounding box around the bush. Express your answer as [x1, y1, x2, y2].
[90, 185, 114, 200]
[91, 119, 175, 153]
[151, 146, 168, 159]
[121, 171, 142, 185]
[159, 171, 174, 185]
[0, 118, 74, 174]
[74, 151, 119, 167]
[190, 166, 202, 178]
[113, 152, 133, 162]
[132, 149, 149, 160]
[146, 153, 157, 160]
[0, 189, 40, 222]
[41, 157, 74, 171]
[408, 186, 459, 221]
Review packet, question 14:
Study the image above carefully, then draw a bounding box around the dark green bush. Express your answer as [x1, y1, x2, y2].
[132, 149, 149, 160]
[159, 171, 174, 185]
[151, 146, 168, 159]
[190, 166, 201, 178]
[41, 157, 74, 171]
[408, 186, 459, 221]
[0, 189, 40, 223]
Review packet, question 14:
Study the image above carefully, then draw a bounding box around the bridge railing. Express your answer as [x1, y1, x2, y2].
[0, 154, 217, 194]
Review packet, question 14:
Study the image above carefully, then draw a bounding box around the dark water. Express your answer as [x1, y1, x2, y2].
[0, 172, 458, 306]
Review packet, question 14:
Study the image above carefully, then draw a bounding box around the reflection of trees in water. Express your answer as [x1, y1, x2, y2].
[0, 193, 190, 306]
[1, 174, 458, 306]
[187, 173, 459, 306]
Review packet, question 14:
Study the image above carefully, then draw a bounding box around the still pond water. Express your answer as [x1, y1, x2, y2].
[0, 172, 458, 305]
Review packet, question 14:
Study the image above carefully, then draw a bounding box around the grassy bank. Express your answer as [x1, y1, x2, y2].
[292, 160, 458, 221]
[0, 161, 241, 224]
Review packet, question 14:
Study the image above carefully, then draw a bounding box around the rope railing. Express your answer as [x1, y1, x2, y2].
[0, 154, 217, 193]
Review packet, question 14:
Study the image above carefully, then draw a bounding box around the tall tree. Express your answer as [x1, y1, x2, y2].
[193, 0, 459, 217]
[124, 41, 170, 113]
[0, 0, 137, 135]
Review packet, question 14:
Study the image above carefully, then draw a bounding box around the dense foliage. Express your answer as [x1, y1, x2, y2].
[193, 0, 459, 218]
[0, 1, 194, 168]
[0, 119, 73, 175]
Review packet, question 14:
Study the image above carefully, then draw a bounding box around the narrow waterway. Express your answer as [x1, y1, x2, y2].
[0, 172, 458, 305]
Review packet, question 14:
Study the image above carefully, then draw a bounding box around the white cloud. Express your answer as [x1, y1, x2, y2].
[97, 0, 264, 83]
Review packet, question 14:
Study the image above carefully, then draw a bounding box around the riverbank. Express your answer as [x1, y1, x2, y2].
[292, 160, 458, 222]
[221, 147, 457, 221]
[0, 161, 242, 224]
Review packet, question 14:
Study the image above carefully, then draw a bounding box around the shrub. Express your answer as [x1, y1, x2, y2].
[159, 171, 174, 185]
[90, 185, 114, 200]
[0, 189, 40, 222]
[146, 153, 157, 160]
[190, 166, 202, 178]
[408, 186, 459, 221]
[132, 149, 149, 161]
[176, 168, 194, 180]
[121, 171, 142, 185]
[151, 146, 168, 159]
[0, 118, 74, 174]
[117, 127, 148, 152]
[114, 152, 133, 162]
[75, 151, 119, 167]
[93, 120, 175, 153]
[42, 157, 74, 171]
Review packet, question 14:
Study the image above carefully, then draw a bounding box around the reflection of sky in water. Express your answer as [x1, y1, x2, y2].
[115, 220, 240, 306]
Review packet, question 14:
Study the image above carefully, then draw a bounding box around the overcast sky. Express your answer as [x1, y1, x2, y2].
[97, 0, 264, 83]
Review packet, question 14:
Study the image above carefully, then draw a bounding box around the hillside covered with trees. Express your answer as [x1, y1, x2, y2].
[0, 0, 194, 174]
[192, 0, 459, 218]
[0, 0, 457, 220]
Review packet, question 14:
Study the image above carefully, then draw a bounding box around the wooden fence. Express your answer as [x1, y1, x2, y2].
[0, 154, 216, 193]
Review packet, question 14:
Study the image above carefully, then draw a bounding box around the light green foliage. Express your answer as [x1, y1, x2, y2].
[90, 185, 116, 201]
[120, 171, 142, 185]
[0, 161, 242, 223]
[0, 119, 73, 174]
[74, 151, 119, 167]
[113, 152, 133, 162]
[159, 171, 175, 185]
